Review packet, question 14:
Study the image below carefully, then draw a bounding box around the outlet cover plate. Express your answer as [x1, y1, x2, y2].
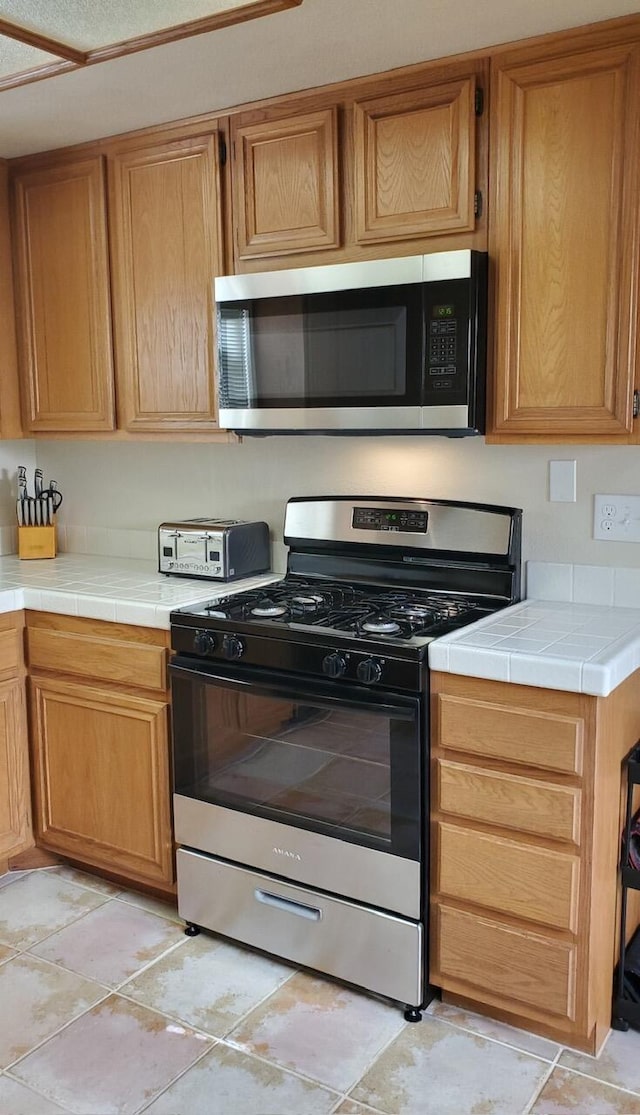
[594, 494, 640, 542]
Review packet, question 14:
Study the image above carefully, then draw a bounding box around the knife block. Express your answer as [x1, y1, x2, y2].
[18, 525, 56, 560]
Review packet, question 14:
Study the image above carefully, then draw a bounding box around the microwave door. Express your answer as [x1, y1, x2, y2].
[218, 286, 424, 431]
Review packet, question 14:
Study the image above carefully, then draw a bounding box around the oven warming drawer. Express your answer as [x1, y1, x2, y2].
[177, 847, 424, 1006]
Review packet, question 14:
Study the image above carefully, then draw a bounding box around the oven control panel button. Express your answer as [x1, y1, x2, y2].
[222, 634, 245, 660]
[322, 652, 347, 678]
[356, 657, 383, 685]
[193, 630, 216, 655]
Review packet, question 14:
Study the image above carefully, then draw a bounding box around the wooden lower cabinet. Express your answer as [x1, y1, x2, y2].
[26, 613, 173, 891]
[0, 676, 32, 862]
[29, 673, 173, 890]
[430, 670, 640, 1053]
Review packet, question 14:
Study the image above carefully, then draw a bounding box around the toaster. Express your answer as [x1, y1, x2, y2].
[158, 518, 270, 580]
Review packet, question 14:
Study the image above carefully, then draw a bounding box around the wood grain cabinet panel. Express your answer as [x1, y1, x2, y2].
[0, 677, 31, 861]
[489, 41, 640, 438]
[436, 759, 581, 844]
[27, 626, 167, 693]
[436, 692, 584, 774]
[109, 133, 223, 432]
[353, 79, 476, 242]
[436, 822, 580, 931]
[30, 677, 173, 887]
[12, 156, 115, 432]
[0, 161, 22, 439]
[232, 107, 339, 259]
[433, 905, 577, 1021]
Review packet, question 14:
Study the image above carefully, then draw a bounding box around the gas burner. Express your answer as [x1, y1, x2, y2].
[392, 603, 439, 621]
[291, 593, 325, 610]
[251, 603, 288, 618]
[361, 618, 402, 634]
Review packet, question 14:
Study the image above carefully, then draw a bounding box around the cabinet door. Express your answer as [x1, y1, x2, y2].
[232, 107, 339, 259]
[353, 78, 476, 243]
[109, 133, 223, 432]
[30, 677, 173, 887]
[490, 42, 640, 438]
[0, 678, 31, 860]
[0, 161, 22, 439]
[12, 157, 115, 432]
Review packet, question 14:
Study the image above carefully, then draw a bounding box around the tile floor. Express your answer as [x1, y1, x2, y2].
[0, 867, 639, 1114]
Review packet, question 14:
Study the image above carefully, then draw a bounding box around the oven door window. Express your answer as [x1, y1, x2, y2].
[171, 663, 421, 860]
[217, 285, 424, 409]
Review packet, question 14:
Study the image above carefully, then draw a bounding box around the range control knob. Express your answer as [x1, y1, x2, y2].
[357, 657, 383, 685]
[222, 634, 245, 660]
[193, 630, 216, 655]
[322, 652, 347, 678]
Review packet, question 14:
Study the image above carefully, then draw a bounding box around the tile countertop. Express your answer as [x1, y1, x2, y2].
[428, 599, 640, 697]
[0, 553, 280, 629]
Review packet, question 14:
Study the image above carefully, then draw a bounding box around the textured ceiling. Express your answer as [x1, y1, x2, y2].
[0, 0, 256, 51]
[1, 0, 639, 158]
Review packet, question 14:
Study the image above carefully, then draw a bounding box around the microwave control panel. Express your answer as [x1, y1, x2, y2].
[423, 277, 474, 407]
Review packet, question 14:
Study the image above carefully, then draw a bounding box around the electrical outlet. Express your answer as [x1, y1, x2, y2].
[594, 494, 640, 541]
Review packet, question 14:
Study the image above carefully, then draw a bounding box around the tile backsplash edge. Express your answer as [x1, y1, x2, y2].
[526, 560, 640, 608]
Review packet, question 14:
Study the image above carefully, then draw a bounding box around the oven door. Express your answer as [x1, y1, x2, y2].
[170, 657, 423, 918]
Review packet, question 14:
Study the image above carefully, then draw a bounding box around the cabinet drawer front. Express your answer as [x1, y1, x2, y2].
[0, 628, 21, 677]
[436, 759, 581, 844]
[437, 693, 583, 774]
[27, 628, 167, 692]
[436, 822, 580, 931]
[432, 904, 577, 1020]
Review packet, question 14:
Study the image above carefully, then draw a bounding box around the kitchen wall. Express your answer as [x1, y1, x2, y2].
[34, 437, 640, 575]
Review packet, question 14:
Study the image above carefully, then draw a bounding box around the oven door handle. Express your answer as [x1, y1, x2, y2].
[254, 888, 322, 922]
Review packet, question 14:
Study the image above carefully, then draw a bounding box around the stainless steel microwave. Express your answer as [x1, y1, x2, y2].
[215, 250, 487, 436]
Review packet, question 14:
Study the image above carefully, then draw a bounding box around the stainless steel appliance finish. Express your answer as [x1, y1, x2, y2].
[169, 496, 522, 1017]
[284, 497, 515, 556]
[215, 249, 487, 437]
[177, 848, 424, 1005]
[215, 250, 472, 300]
[158, 517, 270, 580]
[174, 796, 421, 918]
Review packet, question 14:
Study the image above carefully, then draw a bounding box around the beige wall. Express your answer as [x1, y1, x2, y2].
[34, 436, 640, 572]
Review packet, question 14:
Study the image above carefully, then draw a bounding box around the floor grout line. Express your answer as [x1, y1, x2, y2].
[521, 1047, 564, 1115]
[424, 1011, 561, 1064]
[3, 985, 113, 1074]
[543, 1061, 640, 1100]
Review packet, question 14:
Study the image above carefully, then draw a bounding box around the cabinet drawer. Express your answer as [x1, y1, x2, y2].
[27, 627, 167, 692]
[0, 628, 21, 677]
[432, 904, 577, 1020]
[436, 822, 580, 931]
[437, 693, 583, 775]
[436, 759, 581, 844]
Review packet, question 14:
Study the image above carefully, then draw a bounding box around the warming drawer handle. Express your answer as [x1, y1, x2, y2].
[254, 889, 322, 921]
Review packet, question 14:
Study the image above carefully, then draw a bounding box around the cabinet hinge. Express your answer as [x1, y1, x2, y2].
[474, 190, 483, 218]
[219, 137, 227, 168]
[634, 389, 640, 419]
[475, 88, 484, 116]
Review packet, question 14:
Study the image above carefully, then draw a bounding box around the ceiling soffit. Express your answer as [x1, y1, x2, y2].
[0, 0, 302, 89]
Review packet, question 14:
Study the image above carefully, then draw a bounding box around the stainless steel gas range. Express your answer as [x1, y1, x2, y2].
[169, 496, 522, 1020]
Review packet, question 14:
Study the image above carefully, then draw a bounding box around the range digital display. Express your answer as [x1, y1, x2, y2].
[353, 507, 428, 533]
[432, 303, 455, 318]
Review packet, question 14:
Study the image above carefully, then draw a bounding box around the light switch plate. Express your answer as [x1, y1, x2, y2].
[594, 494, 640, 541]
[549, 460, 576, 502]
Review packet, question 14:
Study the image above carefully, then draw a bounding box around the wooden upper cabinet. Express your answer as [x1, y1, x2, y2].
[489, 40, 640, 439]
[109, 132, 223, 432]
[0, 162, 22, 439]
[12, 157, 115, 432]
[353, 78, 477, 243]
[232, 107, 340, 259]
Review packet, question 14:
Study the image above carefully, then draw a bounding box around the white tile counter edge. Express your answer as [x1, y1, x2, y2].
[428, 598, 640, 697]
[0, 555, 281, 631]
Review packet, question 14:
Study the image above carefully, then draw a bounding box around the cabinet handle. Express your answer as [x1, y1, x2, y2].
[254, 889, 322, 921]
